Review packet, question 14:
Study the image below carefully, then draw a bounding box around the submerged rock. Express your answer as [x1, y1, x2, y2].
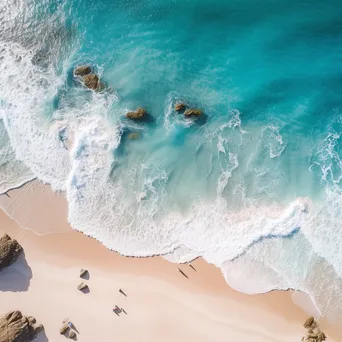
[126, 107, 147, 120]
[127, 132, 140, 140]
[184, 108, 203, 118]
[174, 103, 186, 112]
[74, 65, 91, 76]
[0, 311, 43, 342]
[0, 234, 23, 271]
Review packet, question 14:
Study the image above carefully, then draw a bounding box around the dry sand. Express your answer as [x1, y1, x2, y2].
[0, 181, 340, 342]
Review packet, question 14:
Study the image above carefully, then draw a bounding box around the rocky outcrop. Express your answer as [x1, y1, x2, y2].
[74, 65, 91, 76]
[73, 65, 105, 91]
[82, 74, 104, 91]
[0, 311, 43, 342]
[126, 107, 147, 120]
[184, 108, 203, 118]
[0, 234, 23, 271]
[302, 317, 326, 342]
[174, 103, 186, 112]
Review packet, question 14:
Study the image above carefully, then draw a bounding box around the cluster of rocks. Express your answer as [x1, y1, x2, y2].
[302, 316, 326, 342]
[0, 311, 43, 342]
[73, 64, 206, 144]
[74, 65, 105, 91]
[174, 102, 203, 119]
[77, 268, 89, 292]
[0, 234, 23, 271]
[60, 321, 76, 339]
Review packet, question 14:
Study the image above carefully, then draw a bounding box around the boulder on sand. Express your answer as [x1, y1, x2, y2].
[126, 107, 147, 120]
[0, 311, 43, 342]
[68, 330, 76, 339]
[174, 103, 186, 112]
[74, 65, 91, 76]
[60, 323, 69, 335]
[303, 316, 315, 329]
[77, 282, 88, 291]
[79, 269, 88, 278]
[317, 332, 326, 341]
[184, 108, 203, 118]
[302, 317, 326, 342]
[0, 234, 23, 271]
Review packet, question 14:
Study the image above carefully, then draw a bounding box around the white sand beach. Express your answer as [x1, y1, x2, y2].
[0, 181, 340, 342]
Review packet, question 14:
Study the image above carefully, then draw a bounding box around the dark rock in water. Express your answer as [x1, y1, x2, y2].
[77, 282, 88, 291]
[0, 234, 23, 271]
[74, 65, 92, 76]
[184, 108, 203, 118]
[0, 311, 44, 342]
[175, 103, 186, 112]
[126, 107, 147, 120]
[82, 74, 100, 90]
[127, 132, 140, 140]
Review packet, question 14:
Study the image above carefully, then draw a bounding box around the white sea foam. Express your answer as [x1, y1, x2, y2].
[0, 119, 34, 193]
[0, 42, 70, 190]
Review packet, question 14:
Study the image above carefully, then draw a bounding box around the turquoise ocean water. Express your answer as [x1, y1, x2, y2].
[0, 0, 342, 322]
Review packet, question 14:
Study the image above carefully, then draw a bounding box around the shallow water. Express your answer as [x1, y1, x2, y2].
[0, 0, 342, 320]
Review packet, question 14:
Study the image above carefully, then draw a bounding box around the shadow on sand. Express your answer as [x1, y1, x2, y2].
[34, 329, 49, 342]
[0, 252, 32, 292]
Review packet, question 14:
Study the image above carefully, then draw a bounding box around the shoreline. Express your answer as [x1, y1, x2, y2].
[0, 181, 340, 341]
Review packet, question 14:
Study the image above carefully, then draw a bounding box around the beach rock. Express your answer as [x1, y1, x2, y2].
[0, 234, 23, 271]
[80, 269, 88, 278]
[82, 74, 100, 90]
[126, 107, 147, 120]
[184, 108, 203, 118]
[77, 282, 88, 291]
[317, 332, 326, 341]
[303, 316, 315, 329]
[27, 316, 36, 324]
[0, 311, 43, 342]
[74, 65, 91, 76]
[68, 330, 76, 339]
[60, 323, 69, 335]
[175, 103, 186, 112]
[127, 132, 140, 140]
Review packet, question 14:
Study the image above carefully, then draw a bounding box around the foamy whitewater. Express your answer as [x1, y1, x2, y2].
[1, 0, 342, 322]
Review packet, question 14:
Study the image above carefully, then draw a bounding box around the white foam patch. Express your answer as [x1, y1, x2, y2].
[66, 109, 311, 259]
[0, 42, 70, 190]
[0, 119, 34, 193]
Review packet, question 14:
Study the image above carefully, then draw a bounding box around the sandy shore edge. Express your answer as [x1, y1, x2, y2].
[0, 181, 340, 341]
